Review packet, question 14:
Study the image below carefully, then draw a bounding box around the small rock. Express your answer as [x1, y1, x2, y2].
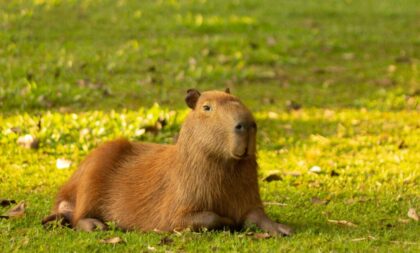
[309, 166, 322, 173]
[56, 158, 72, 169]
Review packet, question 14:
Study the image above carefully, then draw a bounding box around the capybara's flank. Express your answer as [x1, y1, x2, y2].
[42, 89, 293, 236]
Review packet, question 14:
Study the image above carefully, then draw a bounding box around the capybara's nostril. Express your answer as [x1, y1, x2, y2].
[235, 122, 246, 133]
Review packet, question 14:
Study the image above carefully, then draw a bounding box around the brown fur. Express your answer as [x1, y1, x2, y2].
[42, 89, 292, 236]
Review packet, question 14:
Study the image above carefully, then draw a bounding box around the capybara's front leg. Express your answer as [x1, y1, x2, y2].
[245, 207, 293, 236]
[177, 211, 234, 231]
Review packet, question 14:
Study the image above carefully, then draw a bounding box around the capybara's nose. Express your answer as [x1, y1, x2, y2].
[235, 121, 256, 133]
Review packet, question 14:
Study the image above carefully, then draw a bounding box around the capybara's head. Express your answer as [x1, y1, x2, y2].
[178, 89, 257, 161]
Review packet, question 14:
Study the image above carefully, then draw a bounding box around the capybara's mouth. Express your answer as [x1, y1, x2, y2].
[232, 148, 248, 160]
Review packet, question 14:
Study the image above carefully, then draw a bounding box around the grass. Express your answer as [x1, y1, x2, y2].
[0, 0, 419, 252]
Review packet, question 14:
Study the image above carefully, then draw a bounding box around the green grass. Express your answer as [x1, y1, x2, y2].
[0, 0, 419, 252]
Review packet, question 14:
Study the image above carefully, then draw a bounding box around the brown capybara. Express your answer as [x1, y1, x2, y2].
[42, 89, 292, 236]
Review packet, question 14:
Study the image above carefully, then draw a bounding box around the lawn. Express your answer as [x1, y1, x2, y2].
[0, 0, 419, 252]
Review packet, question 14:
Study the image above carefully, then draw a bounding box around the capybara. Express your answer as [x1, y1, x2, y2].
[42, 89, 292, 236]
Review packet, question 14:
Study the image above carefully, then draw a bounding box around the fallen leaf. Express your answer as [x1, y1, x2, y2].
[398, 218, 410, 224]
[100, 237, 124, 244]
[309, 166, 322, 174]
[144, 117, 167, 135]
[308, 181, 321, 188]
[398, 140, 408, 149]
[254, 232, 271, 239]
[1, 199, 16, 207]
[10, 127, 22, 134]
[158, 236, 173, 245]
[407, 208, 419, 221]
[327, 219, 357, 227]
[262, 97, 275, 105]
[17, 134, 39, 149]
[285, 100, 301, 111]
[351, 236, 376, 242]
[263, 202, 287, 206]
[330, 170, 340, 177]
[56, 158, 72, 169]
[395, 56, 411, 64]
[342, 53, 354, 60]
[311, 197, 328, 205]
[390, 240, 418, 245]
[266, 36, 277, 46]
[345, 199, 357, 205]
[350, 237, 366, 242]
[263, 174, 282, 182]
[2, 201, 25, 218]
[263, 171, 282, 182]
[284, 171, 301, 177]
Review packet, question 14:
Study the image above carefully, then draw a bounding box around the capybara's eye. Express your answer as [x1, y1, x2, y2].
[203, 105, 212, 111]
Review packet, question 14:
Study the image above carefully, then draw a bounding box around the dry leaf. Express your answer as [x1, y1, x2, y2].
[395, 56, 411, 64]
[254, 232, 271, 239]
[0, 199, 16, 207]
[311, 197, 328, 205]
[398, 218, 410, 224]
[266, 36, 277, 46]
[3, 201, 25, 218]
[350, 237, 367, 242]
[144, 117, 167, 135]
[56, 158, 72, 169]
[327, 219, 357, 227]
[263, 171, 282, 182]
[407, 208, 419, 221]
[330, 170, 340, 177]
[17, 134, 39, 149]
[284, 171, 301, 177]
[398, 140, 408, 149]
[100, 237, 124, 244]
[351, 236, 375, 242]
[285, 100, 302, 111]
[158, 236, 173, 245]
[263, 202, 287, 207]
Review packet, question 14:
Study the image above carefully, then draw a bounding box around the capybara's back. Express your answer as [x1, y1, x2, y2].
[43, 89, 292, 236]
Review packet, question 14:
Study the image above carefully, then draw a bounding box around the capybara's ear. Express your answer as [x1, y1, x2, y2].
[225, 88, 230, 94]
[185, 89, 201, 109]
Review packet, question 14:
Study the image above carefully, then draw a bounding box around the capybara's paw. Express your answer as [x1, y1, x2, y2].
[76, 218, 108, 232]
[269, 222, 293, 236]
[219, 216, 234, 228]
